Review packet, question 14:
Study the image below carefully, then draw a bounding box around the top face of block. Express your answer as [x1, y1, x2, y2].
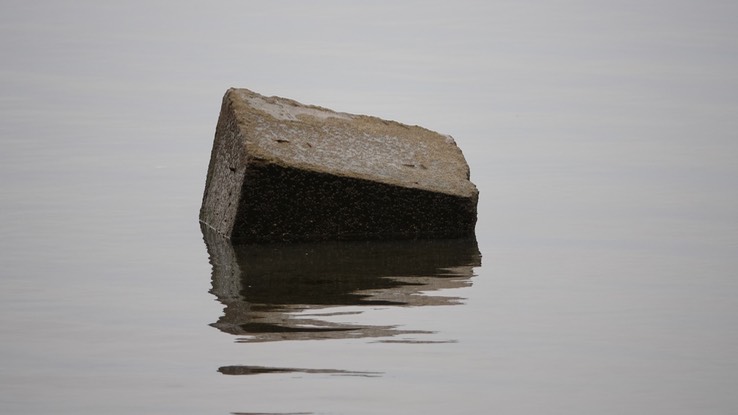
[226, 88, 478, 199]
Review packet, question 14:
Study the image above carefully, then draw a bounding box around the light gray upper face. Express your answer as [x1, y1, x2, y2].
[231, 88, 478, 199]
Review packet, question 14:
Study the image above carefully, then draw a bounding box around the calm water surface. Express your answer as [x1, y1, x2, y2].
[1, 1, 737, 414]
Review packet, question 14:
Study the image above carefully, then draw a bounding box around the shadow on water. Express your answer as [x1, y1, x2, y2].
[201, 224, 481, 345]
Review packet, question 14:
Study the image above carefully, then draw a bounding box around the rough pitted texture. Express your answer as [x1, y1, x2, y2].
[200, 88, 478, 242]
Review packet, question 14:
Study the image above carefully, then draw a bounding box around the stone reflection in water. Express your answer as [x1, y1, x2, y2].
[218, 365, 381, 377]
[202, 225, 481, 343]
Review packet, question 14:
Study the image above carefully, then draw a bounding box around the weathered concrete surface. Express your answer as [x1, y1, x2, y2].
[200, 88, 478, 242]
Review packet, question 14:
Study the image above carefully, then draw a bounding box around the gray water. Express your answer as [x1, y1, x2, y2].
[2, 1, 738, 414]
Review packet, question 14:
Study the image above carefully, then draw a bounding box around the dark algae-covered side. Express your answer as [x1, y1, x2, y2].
[231, 162, 476, 242]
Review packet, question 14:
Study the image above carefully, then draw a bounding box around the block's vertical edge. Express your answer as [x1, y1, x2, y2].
[199, 89, 249, 238]
[199, 93, 226, 228]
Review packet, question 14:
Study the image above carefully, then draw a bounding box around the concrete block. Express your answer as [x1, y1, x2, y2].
[200, 88, 478, 242]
